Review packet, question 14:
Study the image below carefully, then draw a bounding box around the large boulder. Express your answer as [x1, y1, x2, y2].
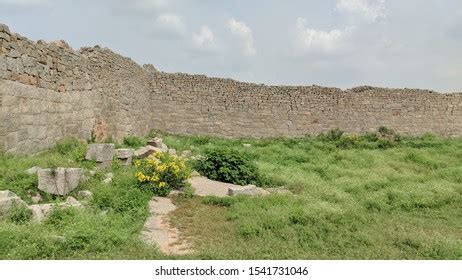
[38, 168, 84, 195]
[116, 148, 134, 166]
[85, 143, 115, 166]
[28, 198, 83, 222]
[0, 190, 26, 213]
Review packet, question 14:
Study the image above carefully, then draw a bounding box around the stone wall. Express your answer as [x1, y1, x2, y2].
[1, 23, 461, 154]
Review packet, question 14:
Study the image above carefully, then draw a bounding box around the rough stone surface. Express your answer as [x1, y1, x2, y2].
[31, 194, 42, 204]
[28, 199, 83, 222]
[77, 190, 93, 200]
[140, 197, 192, 255]
[0, 190, 26, 213]
[25, 166, 40, 175]
[188, 176, 239, 197]
[116, 148, 134, 165]
[37, 168, 83, 195]
[168, 149, 176, 155]
[228, 185, 270, 197]
[0, 23, 461, 154]
[134, 146, 163, 158]
[147, 138, 163, 148]
[85, 144, 115, 163]
[180, 150, 192, 158]
[103, 178, 112, 184]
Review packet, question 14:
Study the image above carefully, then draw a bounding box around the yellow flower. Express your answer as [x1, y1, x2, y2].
[159, 182, 167, 188]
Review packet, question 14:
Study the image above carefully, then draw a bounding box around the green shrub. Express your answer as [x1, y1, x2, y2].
[134, 152, 191, 197]
[5, 204, 32, 225]
[123, 136, 145, 149]
[194, 148, 261, 186]
[319, 128, 344, 142]
[53, 137, 87, 162]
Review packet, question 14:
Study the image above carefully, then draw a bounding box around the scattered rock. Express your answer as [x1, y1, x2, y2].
[103, 178, 112, 184]
[28, 204, 53, 222]
[188, 176, 235, 197]
[77, 190, 93, 200]
[85, 143, 115, 167]
[228, 185, 270, 197]
[88, 170, 96, 176]
[168, 149, 177, 155]
[191, 170, 201, 177]
[147, 138, 163, 148]
[105, 173, 113, 179]
[116, 148, 134, 166]
[243, 143, 252, 148]
[25, 166, 40, 175]
[0, 190, 26, 213]
[180, 150, 192, 158]
[38, 168, 84, 195]
[65, 196, 81, 206]
[31, 194, 42, 204]
[134, 145, 163, 159]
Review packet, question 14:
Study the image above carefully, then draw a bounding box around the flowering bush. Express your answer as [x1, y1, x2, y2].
[134, 152, 191, 197]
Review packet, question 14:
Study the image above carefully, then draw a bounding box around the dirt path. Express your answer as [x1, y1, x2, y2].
[140, 197, 192, 256]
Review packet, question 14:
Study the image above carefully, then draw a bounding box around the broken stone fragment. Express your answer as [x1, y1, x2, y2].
[25, 166, 40, 175]
[38, 168, 84, 195]
[0, 190, 26, 213]
[134, 146, 163, 159]
[77, 190, 93, 200]
[168, 149, 177, 155]
[116, 148, 134, 166]
[85, 143, 115, 164]
[228, 185, 270, 197]
[147, 138, 163, 148]
[28, 198, 83, 222]
[103, 178, 112, 184]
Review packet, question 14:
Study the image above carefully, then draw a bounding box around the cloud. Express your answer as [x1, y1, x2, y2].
[155, 13, 186, 34]
[294, 17, 354, 54]
[457, 8, 462, 16]
[192, 25, 218, 51]
[138, 0, 169, 10]
[336, 0, 386, 22]
[0, 0, 48, 7]
[228, 18, 256, 56]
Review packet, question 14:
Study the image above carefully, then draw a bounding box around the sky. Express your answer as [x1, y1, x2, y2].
[0, 0, 461, 92]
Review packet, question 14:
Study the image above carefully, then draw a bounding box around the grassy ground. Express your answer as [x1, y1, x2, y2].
[0, 132, 461, 259]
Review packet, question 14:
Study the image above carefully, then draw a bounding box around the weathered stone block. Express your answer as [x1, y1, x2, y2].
[134, 145, 163, 158]
[116, 148, 134, 165]
[85, 143, 115, 162]
[147, 138, 163, 148]
[38, 168, 83, 195]
[0, 190, 26, 213]
[228, 185, 270, 197]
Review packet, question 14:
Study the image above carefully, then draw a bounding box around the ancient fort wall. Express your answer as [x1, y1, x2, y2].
[1, 24, 461, 154]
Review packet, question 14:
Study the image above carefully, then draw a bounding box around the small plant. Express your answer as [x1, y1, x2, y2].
[6, 204, 32, 224]
[324, 128, 344, 141]
[194, 147, 261, 186]
[337, 134, 361, 149]
[134, 152, 191, 197]
[53, 137, 87, 162]
[123, 136, 146, 149]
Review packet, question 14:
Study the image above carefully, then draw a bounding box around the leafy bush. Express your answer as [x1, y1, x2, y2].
[194, 148, 261, 186]
[123, 136, 145, 149]
[134, 152, 191, 197]
[53, 137, 87, 162]
[319, 128, 344, 142]
[5, 204, 32, 225]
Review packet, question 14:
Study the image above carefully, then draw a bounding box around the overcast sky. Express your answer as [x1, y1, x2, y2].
[1, 0, 461, 92]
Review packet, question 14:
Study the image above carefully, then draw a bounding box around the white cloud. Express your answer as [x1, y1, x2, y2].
[294, 17, 353, 54]
[336, 0, 386, 22]
[139, 0, 169, 9]
[155, 13, 185, 34]
[192, 25, 218, 51]
[0, 0, 48, 7]
[228, 18, 256, 56]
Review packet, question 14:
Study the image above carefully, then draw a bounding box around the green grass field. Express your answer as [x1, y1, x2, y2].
[1, 132, 461, 259]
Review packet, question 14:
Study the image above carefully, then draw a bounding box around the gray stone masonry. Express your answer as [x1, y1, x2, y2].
[0, 22, 461, 155]
[38, 168, 84, 195]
